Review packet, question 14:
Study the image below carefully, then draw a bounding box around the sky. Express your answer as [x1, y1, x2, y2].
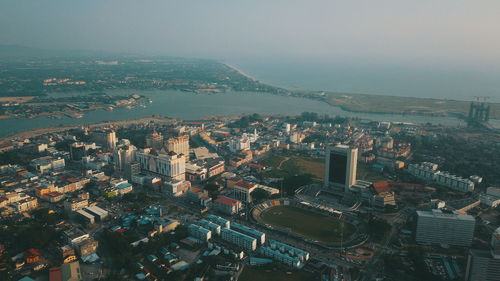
[1, 0, 500, 66]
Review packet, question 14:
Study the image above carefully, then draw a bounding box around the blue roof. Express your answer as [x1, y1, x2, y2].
[207, 215, 230, 226]
[270, 240, 309, 257]
[249, 257, 273, 264]
[18, 277, 36, 281]
[221, 228, 256, 243]
[231, 222, 265, 238]
[147, 254, 158, 262]
[117, 182, 132, 190]
[21, 172, 37, 178]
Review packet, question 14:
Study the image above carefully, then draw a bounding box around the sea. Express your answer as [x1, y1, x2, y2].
[229, 58, 500, 102]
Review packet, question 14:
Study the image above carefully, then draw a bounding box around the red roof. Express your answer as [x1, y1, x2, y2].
[215, 196, 240, 207]
[25, 248, 41, 257]
[373, 181, 391, 194]
[46, 191, 63, 197]
[249, 163, 266, 169]
[235, 179, 255, 190]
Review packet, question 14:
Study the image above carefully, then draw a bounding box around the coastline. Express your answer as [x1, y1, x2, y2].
[225, 64, 499, 120]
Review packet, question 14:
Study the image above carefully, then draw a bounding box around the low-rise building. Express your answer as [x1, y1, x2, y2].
[220, 228, 257, 251]
[30, 156, 65, 174]
[64, 198, 88, 212]
[230, 222, 265, 245]
[188, 224, 212, 242]
[164, 179, 190, 197]
[212, 196, 242, 215]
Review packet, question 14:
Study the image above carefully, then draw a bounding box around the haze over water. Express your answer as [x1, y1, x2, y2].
[231, 58, 500, 102]
[2, 0, 500, 103]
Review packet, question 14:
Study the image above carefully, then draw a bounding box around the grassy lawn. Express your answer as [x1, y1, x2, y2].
[260, 205, 355, 243]
[260, 155, 324, 180]
[357, 162, 386, 182]
[239, 267, 317, 281]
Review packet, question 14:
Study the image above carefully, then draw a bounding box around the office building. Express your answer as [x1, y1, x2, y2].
[220, 228, 257, 251]
[92, 129, 117, 150]
[465, 227, 500, 281]
[146, 131, 164, 150]
[70, 143, 86, 161]
[135, 148, 185, 181]
[165, 135, 189, 157]
[114, 140, 137, 174]
[31, 156, 65, 174]
[416, 209, 475, 247]
[324, 145, 358, 192]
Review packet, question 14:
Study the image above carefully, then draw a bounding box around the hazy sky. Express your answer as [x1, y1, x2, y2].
[1, 0, 500, 65]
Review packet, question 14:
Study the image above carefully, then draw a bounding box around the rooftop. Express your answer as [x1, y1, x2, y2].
[416, 209, 475, 221]
[215, 195, 240, 207]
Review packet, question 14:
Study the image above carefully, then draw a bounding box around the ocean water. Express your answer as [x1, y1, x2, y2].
[230, 58, 500, 102]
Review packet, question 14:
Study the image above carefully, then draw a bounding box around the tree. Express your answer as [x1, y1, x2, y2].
[251, 188, 269, 201]
[204, 182, 220, 192]
[368, 216, 392, 240]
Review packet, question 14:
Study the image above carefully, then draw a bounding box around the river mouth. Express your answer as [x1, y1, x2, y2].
[0, 89, 483, 138]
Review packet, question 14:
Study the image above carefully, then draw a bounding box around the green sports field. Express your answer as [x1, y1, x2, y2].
[260, 205, 355, 243]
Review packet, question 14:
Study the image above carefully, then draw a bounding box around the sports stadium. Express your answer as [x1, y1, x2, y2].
[251, 194, 368, 249]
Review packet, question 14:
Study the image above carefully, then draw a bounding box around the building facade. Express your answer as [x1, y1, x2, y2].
[220, 228, 257, 251]
[135, 148, 186, 181]
[324, 145, 358, 192]
[165, 135, 189, 157]
[416, 209, 476, 247]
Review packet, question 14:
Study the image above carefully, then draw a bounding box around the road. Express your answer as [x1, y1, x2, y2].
[360, 207, 414, 281]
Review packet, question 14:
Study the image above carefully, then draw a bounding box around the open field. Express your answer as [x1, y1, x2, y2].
[260, 205, 355, 243]
[260, 154, 385, 182]
[238, 266, 317, 281]
[295, 90, 500, 119]
[260, 155, 324, 180]
[0, 96, 35, 103]
[357, 163, 386, 182]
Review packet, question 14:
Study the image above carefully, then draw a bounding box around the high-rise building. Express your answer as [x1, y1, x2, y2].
[114, 139, 137, 174]
[92, 129, 117, 150]
[324, 145, 358, 192]
[70, 142, 86, 161]
[145, 131, 164, 150]
[465, 227, 500, 281]
[416, 209, 476, 247]
[135, 148, 185, 181]
[165, 135, 189, 157]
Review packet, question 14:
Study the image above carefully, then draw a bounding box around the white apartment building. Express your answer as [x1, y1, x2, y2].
[416, 209, 476, 247]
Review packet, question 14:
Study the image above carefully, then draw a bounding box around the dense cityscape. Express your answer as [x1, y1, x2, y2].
[0, 110, 498, 281]
[2, 1, 500, 281]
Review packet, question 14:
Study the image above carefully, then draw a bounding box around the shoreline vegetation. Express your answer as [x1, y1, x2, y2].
[223, 64, 499, 120]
